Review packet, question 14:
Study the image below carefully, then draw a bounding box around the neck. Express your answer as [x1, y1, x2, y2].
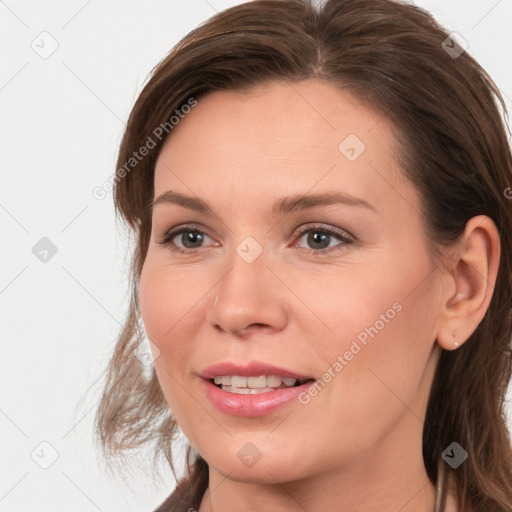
[199, 466, 436, 512]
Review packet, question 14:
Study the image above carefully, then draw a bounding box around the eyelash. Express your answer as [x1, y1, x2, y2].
[157, 223, 354, 255]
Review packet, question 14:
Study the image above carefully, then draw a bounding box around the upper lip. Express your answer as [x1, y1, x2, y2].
[200, 361, 314, 381]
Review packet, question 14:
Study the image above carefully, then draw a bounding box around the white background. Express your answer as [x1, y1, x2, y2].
[1, 1, 511, 511]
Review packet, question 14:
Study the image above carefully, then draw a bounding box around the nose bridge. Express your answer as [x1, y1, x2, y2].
[209, 239, 287, 335]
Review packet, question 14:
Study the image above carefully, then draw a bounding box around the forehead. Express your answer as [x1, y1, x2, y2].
[153, 80, 411, 216]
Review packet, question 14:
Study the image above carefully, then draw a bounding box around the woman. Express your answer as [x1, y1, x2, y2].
[95, 1, 512, 511]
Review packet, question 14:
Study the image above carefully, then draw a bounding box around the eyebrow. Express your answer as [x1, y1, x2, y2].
[151, 190, 376, 216]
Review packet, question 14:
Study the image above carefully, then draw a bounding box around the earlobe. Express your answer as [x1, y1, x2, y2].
[436, 215, 500, 351]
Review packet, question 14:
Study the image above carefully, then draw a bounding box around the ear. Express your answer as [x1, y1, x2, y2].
[436, 215, 501, 351]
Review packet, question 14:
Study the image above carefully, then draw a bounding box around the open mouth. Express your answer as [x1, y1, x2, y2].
[209, 375, 315, 394]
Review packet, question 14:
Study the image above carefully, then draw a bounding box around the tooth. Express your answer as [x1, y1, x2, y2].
[221, 385, 275, 394]
[267, 375, 282, 387]
[247, 376, 267, 388]
[215, 375, 301, 391]
[231, 376, 248, 387]
[250, 387, 273, 394]
[221, 385, 249, 394]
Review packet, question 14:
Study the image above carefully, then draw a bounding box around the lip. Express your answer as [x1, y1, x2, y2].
[200, 361, 313, 381]
[199, 361, 315, 417]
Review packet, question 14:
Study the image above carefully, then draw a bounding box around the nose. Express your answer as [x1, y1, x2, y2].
[207, 250, 288, 338]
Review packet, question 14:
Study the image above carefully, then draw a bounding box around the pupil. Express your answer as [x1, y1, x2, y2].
[309, 232, 329, 249]
[183, 231, 203, 248]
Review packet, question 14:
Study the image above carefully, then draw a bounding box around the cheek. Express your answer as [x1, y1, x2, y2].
[296, 254, 439, 443]
[138, 257, 212, 384]
[139, 259, 200, 347]
[316, 272, 439, 448]
[139, 261, 199, 427]
[139, 264, 167, 345]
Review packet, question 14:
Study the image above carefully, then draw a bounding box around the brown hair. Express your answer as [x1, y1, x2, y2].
[94, 1, 512, 510]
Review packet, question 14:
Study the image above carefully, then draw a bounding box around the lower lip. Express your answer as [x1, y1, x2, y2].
[202, 379, 313, 416]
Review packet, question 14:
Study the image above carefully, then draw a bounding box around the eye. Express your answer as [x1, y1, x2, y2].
[157, 224, 214, 253]
[293, 224, 354, 254]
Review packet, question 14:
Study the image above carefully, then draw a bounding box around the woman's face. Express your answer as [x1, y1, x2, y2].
[139, 79, 446, 484]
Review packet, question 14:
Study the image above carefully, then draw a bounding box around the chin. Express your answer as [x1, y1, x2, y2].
[202, 445, 312, 484]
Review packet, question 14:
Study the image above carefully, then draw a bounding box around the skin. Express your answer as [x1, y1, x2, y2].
[139, 79, 500, 512]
